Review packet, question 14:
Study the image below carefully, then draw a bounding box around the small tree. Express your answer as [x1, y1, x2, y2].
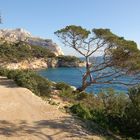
[55, 25, 140, 91]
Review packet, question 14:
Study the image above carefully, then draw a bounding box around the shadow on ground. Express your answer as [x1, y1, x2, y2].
[0, 116, 121, 140]
[0, 116, 98, 140]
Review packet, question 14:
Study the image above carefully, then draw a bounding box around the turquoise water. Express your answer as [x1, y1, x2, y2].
[38, 67, 133, 93]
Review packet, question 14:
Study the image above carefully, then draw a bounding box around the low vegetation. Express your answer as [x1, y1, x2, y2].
[55, 82, 73, 90]
[0, 68, 52, 97]
[59, 88, 140, 139]
[0, 41, 55, 62]
[57, 55, 83, 63]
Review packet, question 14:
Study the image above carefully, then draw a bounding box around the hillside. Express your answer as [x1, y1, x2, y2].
[0, 76, 102, 140]
[0, 29, 86, 69]
[0, 28, 63, 56]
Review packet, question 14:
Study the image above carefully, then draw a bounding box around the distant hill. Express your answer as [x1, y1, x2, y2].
[0, 28, 63, 56]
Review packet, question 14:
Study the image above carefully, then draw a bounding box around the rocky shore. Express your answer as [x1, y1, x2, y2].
[0, 57, 86, 70]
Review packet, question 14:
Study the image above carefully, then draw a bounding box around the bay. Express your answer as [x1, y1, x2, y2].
[38, 67, 131, 93]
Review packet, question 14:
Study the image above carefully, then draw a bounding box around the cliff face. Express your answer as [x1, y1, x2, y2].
[0, 58, 85, 70]
[0, 28, 63, 56]
[0, 58, 58, 70]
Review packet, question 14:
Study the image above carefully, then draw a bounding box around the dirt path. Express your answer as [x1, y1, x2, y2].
[0, 76, 102, 140]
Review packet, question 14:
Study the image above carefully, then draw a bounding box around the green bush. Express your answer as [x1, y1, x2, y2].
[58, 88, 88, 102]
[120, 86, 140, 138]
[0, 68, 9, 76]
[32, 74, 52, 97]
[70, 103, 92, 120]
[55, 82, 72, 90]
[57, 55, 82, 62]
[0, 68, 52, 97]
[76, 92, 88, 100]
[59, 88, 78, 102]
[14, 70, 52, 97]
[0, 41, 56, 62]
[66, 87, 140, 139]
[7, 70, 21, 79]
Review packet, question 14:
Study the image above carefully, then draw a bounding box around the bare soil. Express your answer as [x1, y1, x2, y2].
[0, 76, 102, 140]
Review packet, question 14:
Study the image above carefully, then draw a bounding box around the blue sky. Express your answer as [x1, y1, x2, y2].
[0, 0, 140, 56]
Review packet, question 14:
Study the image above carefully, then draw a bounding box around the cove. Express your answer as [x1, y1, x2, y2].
[38, 67, 131, 93]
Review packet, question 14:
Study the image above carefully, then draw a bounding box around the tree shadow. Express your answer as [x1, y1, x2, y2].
[0, 120, 54, 140]
[0, 116, 94, 140]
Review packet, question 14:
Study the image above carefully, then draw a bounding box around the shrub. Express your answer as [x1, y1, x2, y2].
[0, 41, 56, 62]
[58, 88, 88, 102]
[7, 70, 21, 79]
[121, 86, 140, 138]
[14, 70, 52, 97]
[32, 74, 52, 97]
[55, 82, 72, 90]
[76, 92, 88, 100]
[57, 55, 82, 62]
[70, 103, 92, 120]
[67, 87, 140, 139]
[59, 88, 78, 102]
[0, 68, 52, 97]
[0, 68, 9, 76]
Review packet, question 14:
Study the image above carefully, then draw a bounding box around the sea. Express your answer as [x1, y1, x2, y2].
[38, 67, 138, 93]
[37, 57, 140, 93]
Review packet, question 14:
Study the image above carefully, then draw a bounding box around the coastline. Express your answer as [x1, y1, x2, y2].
[0, 57, 86, 70]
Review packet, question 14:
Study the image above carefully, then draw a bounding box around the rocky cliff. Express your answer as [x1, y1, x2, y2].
[0, 28, 63, 56]
[0, 58, 86, 70]
[0, 28, 86, 70]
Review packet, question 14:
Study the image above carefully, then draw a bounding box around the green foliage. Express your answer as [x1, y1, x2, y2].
[76, 92, 88, 100]
[59, 89, 77, 102]
[0, 68, 9, 76]
[57, 55, 82, 63]
[122, 86, 140, 138]
[70, 103, 92, 120]
[61, 87, 140, 139]
[0, 41, 56, 62]
[7, 70, 21, 79]
[55, 82, 72, 90]
[14, 70, 52, 97]
[55, 25, 90, 40]
[93, 28, 140, 72]
[0, 68, 52, 97]
[128, 86, 140, 110]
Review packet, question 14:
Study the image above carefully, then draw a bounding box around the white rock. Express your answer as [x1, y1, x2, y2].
[0, 28, 63, 56]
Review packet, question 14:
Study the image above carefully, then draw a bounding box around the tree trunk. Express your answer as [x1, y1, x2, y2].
[76, 56, 92, 92]
[76, 86, 87, 92]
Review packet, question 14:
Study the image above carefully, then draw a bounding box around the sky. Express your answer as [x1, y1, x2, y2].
[0, 0, 140, 56]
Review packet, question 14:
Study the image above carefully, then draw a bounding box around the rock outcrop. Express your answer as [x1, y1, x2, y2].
[0, 58, 48, 70]
[0, 58, 86, 70]
[0, 58, 58, 70]
[0, 28, 63, 56]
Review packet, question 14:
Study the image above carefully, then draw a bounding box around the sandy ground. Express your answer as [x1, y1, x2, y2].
[0, 76, 102, 140]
